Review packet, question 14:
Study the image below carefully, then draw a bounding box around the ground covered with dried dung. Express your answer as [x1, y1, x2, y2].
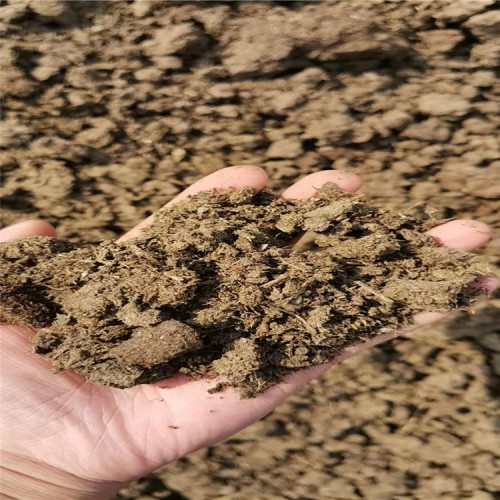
[1, 0, 499, 498]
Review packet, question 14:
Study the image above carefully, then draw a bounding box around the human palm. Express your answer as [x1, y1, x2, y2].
[0, 166, 496, 499]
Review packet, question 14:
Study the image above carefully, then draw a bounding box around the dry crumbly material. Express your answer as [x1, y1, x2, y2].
[0, 187, 489, 396]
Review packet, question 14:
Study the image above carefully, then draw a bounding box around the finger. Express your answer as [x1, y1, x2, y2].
[119, 165, 268, 241]
[330, 276, 498, 364]
[281, 170, 362, 199]
[363, 221, 496, 350]
[398, 221, 495, 329]
[413, 273, 500, 327]
[472, 273, 500, 293]
[332, 267, 498, 363]
[427, 219, 492, 252]
[167, 165, 268, 206]
[0, 220, 56, 243]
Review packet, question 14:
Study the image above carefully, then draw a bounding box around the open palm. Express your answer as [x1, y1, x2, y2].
[0, 166, 495, 499]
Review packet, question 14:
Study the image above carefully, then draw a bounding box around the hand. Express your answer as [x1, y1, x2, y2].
[1, 166, 497, 500]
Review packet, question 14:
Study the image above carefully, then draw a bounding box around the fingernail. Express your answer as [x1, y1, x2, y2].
[427, 219, 492, 251]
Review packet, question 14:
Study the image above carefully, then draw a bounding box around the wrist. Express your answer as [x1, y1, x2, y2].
[1, 452, 125, 500]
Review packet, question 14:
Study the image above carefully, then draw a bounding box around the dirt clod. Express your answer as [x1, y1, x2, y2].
[0, 187, 487, 396]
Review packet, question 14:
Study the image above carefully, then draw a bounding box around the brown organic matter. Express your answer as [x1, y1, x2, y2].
[0, 187, 487, 396]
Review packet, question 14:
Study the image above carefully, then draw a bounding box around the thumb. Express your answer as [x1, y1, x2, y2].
[0, 220, 56, 243]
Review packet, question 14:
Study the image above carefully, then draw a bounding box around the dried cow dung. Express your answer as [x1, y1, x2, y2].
[0, 187, 489, 396]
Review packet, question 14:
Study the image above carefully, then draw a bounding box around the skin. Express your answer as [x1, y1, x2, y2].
[0, 166, 497, 500]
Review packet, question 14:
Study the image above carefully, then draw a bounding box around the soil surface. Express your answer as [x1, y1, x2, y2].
[1, 187, 487, 395]
[1, 0, 499, 498]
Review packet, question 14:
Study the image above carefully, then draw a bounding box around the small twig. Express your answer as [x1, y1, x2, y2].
[290, 230, 318, 253]
[262, 275, 287, 289]
[285, 262, 310, 273]
[275, 307, 317, 335]
[354, 281, 394, 305]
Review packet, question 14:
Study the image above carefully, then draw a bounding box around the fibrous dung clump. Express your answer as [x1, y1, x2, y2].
[0, 187, 488, 396]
